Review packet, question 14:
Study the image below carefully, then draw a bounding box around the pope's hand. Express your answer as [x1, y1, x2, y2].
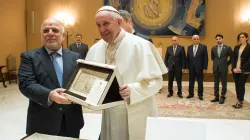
[119, 85, 131, 99]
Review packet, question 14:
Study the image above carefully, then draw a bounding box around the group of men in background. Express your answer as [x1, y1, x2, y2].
[165, 34, 232, 104]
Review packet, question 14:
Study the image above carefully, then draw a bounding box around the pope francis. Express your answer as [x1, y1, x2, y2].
[85, 6, 168, 140]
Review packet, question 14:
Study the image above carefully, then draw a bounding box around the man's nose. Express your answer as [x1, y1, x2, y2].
[48, 29, 54, 35]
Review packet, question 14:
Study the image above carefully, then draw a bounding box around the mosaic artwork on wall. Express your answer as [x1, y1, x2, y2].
[104, 0, 205, 36]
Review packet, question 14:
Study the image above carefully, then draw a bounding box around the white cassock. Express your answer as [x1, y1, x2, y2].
[85, 29, 168, 140]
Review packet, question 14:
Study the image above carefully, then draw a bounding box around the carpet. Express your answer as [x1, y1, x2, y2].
[157, 86, 250, 120]
[82, 86, 250, 120]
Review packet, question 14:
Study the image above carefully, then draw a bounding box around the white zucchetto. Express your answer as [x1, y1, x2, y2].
[96, 6, 120, 14]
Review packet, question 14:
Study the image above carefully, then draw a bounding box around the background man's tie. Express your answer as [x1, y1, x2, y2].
[194, 45, 197, 57]
[51, 52, 63, 87]
[77, 43, 80, 48]
[218, 45, 222, 57]
[173, 46, 176, 56]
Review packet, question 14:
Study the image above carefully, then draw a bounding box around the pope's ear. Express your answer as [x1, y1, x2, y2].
[118, 18, 123, 26]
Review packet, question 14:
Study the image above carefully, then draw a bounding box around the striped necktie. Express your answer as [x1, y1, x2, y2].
[173, 46, 177, 55]
[51, 52, 63, 87]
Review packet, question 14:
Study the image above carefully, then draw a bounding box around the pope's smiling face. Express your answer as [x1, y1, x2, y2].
[95, 11, 122, 43]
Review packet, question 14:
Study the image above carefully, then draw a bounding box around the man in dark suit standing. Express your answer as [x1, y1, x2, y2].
[118, 10, 153, 43]
[164, 36, 186, 98]
[211, 34, 232, 104]
[186, 35, 208, 100]
[18, 18, 84, 138]
[69, 33, 88, 59]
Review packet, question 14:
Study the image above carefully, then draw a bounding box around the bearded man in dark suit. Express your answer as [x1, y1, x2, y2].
[211, 34, 232, 104]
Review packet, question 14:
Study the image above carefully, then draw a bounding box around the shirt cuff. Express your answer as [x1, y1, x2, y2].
[48, 94, 53, 106]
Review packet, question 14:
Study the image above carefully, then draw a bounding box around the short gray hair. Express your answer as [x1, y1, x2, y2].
[40, 18, 65, 34]
[118, 10, 131, 21]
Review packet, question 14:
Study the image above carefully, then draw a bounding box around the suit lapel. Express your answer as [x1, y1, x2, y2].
[241, 44, 250, 58]
[214, 46, 219, 58]
[235, 46, 240, 60]
[36, 47, 60, 87]
[190, 46, 195, 58]
[62, 49, 72, 87]
[71, 43, 77, 51]
[193, 44, 201, 57]
[79, 43, 84, 51]
[175, 45, 180, 55]
[171, 46, 175, 56]
[195, 44, 201, 57]
[220, 46, 226, 57]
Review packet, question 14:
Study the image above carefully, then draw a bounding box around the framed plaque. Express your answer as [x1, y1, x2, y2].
[64, 59, 124, 110]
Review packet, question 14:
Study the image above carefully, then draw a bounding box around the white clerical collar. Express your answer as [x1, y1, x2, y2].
[109, 28, 126, 45]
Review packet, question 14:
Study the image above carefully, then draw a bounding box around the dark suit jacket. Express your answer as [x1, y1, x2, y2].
[232, 43, 250, 73]
[211, 44, 232, 73]
[187, 44, 208, 73]
[133, 32, 153, 43]
[18, 47, 84, 135]
[164, 45, 186, 71]
[69, 42, 88, 59]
